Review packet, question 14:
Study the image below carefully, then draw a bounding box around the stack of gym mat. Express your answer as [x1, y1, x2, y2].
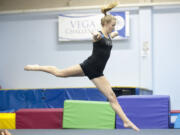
[16, 108, 63, 129]
[170, 110, 180, 128]
[0, 88, 170, 129]
[0, 88, 107, 129]
[63, 100, 115, 129]
[0, 88, 107, 112]
[116, 95, 170, 129]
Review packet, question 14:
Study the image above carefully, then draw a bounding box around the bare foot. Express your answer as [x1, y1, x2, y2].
[0, 129, 11, 135]
[124, 120, 140, 132]
[24, 64, 40, 71]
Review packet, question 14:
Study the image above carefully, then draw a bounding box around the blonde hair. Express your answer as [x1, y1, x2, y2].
[101, 0, 119, 16]
[100, 0, 119, 26]
[101, 15, 116, 26]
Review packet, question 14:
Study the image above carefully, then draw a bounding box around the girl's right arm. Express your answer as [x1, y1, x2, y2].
[90, 31, 102, 42]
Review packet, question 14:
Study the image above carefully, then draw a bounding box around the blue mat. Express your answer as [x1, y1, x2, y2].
[116, 95, 170, 129]
[0, 88, 107, 112]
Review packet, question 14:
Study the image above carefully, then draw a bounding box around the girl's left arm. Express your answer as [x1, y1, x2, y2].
[110, 31, 118, 39]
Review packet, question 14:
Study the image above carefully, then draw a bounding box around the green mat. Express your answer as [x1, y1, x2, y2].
[63, 100, 115, 129]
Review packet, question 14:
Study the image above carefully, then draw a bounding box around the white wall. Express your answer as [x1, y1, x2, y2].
[153, 6, 180, 109]
[0, 9, 140, 89]
[0, 6, 180, 109]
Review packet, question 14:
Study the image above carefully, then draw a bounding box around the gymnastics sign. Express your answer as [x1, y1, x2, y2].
[58, 11, 129, 41]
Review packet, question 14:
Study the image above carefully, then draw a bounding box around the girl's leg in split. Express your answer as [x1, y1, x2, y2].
[24, 64, 85, 77]
[91, 76, 140, 131]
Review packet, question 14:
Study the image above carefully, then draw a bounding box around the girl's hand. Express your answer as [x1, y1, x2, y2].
[90, 31, 102, 42]
[110, 31, 118, 39]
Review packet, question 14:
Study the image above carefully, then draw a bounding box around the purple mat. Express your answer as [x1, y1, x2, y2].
[116, 95, 170, 129]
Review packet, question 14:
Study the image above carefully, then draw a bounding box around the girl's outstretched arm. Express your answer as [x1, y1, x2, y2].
[89, 31, 102, 42]
[110, 31, 118, 39]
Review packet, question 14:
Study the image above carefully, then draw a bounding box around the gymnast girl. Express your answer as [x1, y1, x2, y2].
[24, 0, 140, 131]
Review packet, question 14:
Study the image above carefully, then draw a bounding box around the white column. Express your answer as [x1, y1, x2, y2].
[139, 7, 153, 89]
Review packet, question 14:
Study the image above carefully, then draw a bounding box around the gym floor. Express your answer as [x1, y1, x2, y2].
[9, 129, 180, 135]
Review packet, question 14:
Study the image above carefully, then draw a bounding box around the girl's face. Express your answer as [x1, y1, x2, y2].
[105, 19, 116, 34]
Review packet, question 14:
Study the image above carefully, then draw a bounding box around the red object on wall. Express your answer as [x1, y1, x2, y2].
[16, 108, 63, 129]
[171, 110, 180, 114]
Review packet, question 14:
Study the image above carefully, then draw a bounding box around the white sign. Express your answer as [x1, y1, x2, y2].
[58, 12, 129, 41]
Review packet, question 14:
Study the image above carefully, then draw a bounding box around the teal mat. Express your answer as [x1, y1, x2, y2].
[175, 114, 180, 128]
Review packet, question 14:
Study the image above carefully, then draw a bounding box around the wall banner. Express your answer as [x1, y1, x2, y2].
[58, 11, 129, 41]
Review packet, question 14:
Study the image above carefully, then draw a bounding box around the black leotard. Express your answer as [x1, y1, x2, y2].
[80, 31, 112, 79]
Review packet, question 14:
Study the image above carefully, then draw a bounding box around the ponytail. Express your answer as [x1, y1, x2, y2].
[100, 0, 119, 26]
[101, 0, 119, 16]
